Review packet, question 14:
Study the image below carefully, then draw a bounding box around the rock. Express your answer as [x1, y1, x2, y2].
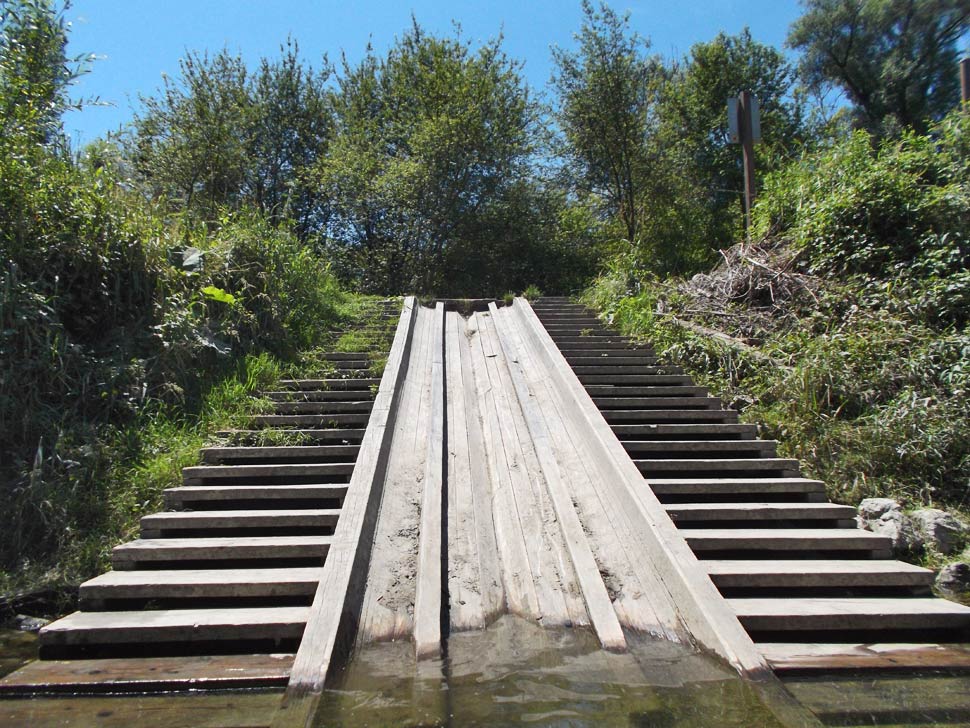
[936, 562, 970, 596]
[858, 498, 918, 554]
[909, 508, 968, 556]
[13, 614, 49, 632]
[858, 498, 901, 521]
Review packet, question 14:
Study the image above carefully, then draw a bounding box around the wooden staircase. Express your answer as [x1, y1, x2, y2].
[1, 300, 399, 694]
[531, 296, 970, 673]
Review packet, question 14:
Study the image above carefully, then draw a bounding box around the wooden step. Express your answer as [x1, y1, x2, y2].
[611, 423, 758, 439]
[264, 390, 374, 402]
[594, 397, 722, 410]
[200, 445, 359, 464]
[649, 477, 826, 497]
[140, 509, 341, 536]
[625, 439, 777, 454]
[330, 360, 371, 369]
[605, 410, 738, 424]
[636, 457, 798, 473]
[730, 597, 970, 631]
[270, 401, 373, 414]
[586, 385, 708, 398]
[560, 347, 652, 355]
[681, 528, 891, 553]
[80, 568, 321, 604]
[758, 642, 970, 672]
[251, 414, 370, 427]
[165, 484, 348, 507]
[183, 463, 355, 483]
[580, 374, 695, 386]
[112, 536, 332, 567]
[278, 378, 380, 390]
[572, 365, 685, 375]
[705, 559, 934, 589]
[216, 428, 366, 443]
[0, 654, 295, 694]
[554, 340, 647, 350]
[40, 607, 310, 646]
[567, 356, 660, 366]
[320, 352, 372, 361]
[665, 502, 855, 523]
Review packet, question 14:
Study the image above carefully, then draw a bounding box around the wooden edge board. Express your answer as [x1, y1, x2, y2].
[281, 296, 418, 701]
[0, 654, 295, 695]
[414, 303, 445, 660]
[760, 642, 970, 673]
[489, 303, 626, 651]
[511, 298, 771, 679]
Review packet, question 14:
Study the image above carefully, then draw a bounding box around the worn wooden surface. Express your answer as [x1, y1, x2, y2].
[282, 296, 417, 697]
[0, 654, 294, 694]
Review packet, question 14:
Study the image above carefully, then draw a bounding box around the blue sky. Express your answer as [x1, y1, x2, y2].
[64, 0, 806, 145]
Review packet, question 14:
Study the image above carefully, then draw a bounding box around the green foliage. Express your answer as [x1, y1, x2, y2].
[318, 22, 586, 295]
[754, 111, 970, 326]
[131, 41, 333, 235]
[522, 285, 542, 301]
[584, 273, 970, 510]
[788, 0, 970, 135]
[551, 1, 666, 246]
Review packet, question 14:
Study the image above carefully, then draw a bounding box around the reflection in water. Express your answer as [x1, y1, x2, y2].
[785, 673, 970, 727]
[316, 616, 791, 727]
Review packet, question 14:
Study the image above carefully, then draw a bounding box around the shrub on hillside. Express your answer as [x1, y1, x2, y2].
[753, 111, 970, 327]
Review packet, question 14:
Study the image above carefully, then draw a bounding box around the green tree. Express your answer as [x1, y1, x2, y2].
[659, 29, 808, 246]
[550, 0, 666, 245]
[130, 42, 333, 235]
[319, 22, 540, 293]
[788, 0, 970, 135]
[0, 0, 88, 146]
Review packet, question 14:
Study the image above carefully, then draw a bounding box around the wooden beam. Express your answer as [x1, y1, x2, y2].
[512, 297, 771, 679]
[281, 296, 418, 700]
[414, 303, 445, 659]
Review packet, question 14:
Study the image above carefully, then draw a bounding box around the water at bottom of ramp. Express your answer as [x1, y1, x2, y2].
[315, 615, 792, 727]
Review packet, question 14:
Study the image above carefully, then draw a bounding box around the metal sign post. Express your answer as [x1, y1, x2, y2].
[962, 58, 970, 106]
[728, 91, 760, 236]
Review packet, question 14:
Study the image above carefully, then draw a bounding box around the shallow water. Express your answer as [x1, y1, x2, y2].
[3, 618, 970, 726]
[315, 616, 799, 727]
[0, 629, 38, 680]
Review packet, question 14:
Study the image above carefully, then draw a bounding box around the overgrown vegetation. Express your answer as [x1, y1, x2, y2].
[584, 111, 970, 513]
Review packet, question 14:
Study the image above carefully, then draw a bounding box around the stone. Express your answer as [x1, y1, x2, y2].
[858, 498, 902, 521]
[909, 508, 968, 556]
[13, 614, 49, 632]
[857, 498, 918, 554]
[936, 562, 970, 596]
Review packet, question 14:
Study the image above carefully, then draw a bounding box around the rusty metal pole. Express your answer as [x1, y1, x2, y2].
[961, 58, 970, 106]
[739, 90, 756, 237]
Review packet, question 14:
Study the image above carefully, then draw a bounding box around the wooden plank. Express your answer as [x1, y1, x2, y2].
[414, 303, 445, 660]
[182, 464, 354, 482]
[760, 642, 970, 672]
[141, 509, 341, 534]
[200, 445, 359, 463]
[513, 298, 770, 678]
[165, 485, 348, 506]
[490, 303, 626, 650]
[731, 597, 970, 631]
[705, 559, 933, 588]
[80, 568, 322, 602]
[648, 477, 825, 496]
[680, 528, 891, 552]
[112, 536, 332, 567]
[475, 311, 577, 626]
[456, 313, 505, 626]
[0, 654, 294, 694]
[356, 305, 433, 643]
[40, 607, 310, 645]
[467, 312, 541, 619]
[665, 503, 856, 522]
[284, 296, 418, 696]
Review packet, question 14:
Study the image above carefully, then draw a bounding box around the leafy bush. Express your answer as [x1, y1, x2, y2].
[754, 111, 970, 327]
